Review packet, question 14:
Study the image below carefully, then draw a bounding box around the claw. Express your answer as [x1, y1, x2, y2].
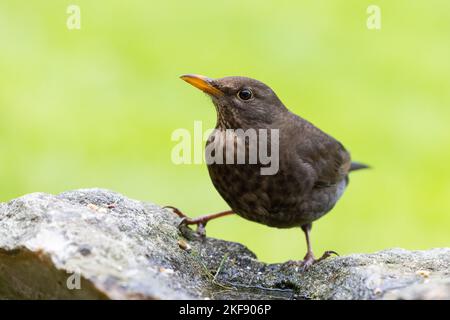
[163, 206, 186, 218]
[177, 217, 188, 228]
[299, 252, 316, 271]
[166, 206, 207, 237]
[316, 250, 339, 262]
[165, 206, 233, 239]
[300, 259, 315, 272]
[196, 223, 206, 238]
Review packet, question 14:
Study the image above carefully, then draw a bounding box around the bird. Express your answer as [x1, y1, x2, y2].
[166, 74, 368, 270]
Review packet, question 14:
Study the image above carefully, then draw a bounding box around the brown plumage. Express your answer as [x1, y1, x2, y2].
[168, 74, 368, 270]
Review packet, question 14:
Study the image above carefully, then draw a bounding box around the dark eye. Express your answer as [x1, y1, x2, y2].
[237, 89, 253, 101]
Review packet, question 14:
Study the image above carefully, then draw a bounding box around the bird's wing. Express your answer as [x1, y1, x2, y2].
[292, 119, 351, 189]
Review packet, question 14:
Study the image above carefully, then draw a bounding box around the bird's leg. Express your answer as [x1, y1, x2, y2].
[300, 223, 316, 270]
[300, 223, 339, 271]
[163, 206, 234, 237]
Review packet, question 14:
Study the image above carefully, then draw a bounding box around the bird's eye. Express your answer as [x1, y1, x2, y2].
[237, 89, 253, 101]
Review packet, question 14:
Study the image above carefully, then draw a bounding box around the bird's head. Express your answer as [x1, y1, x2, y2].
[180, 74, 287, 129]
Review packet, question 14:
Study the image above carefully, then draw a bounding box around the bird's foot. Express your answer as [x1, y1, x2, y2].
[299, 254, 316, 271]
[163, 206, 208, 237]
[285, 250, 339, 272]
[301, 250, 339, 271]
[163, 206, 234, 238]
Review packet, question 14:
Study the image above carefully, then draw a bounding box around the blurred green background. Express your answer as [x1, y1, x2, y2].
[1, 1, 449, 263]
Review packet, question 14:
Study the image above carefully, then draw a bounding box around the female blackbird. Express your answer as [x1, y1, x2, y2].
[167, 74, 368, 270]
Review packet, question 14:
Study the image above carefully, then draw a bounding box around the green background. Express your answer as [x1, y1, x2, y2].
[1, 1, 449, 263]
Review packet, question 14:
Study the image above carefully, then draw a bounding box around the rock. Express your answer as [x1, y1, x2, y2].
[0, 189, 449, 300]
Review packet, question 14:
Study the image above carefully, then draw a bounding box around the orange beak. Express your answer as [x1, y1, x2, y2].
[180, 74, 224, 97]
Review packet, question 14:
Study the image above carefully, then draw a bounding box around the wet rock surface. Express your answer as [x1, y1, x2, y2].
[0, 189, 449, 300]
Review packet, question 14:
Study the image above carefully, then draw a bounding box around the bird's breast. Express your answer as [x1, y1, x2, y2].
[204, 129, 348, 228]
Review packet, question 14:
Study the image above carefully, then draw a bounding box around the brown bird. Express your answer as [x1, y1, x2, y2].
[167, 74, 368, 270]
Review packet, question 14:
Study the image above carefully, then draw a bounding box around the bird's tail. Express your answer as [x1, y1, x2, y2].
[349, 161, 370, 172]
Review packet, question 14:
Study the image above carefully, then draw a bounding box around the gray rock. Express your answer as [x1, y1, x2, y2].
[0, 189, 448, 300]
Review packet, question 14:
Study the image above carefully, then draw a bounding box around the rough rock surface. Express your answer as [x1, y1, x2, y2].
[0, 189, 448, 300]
